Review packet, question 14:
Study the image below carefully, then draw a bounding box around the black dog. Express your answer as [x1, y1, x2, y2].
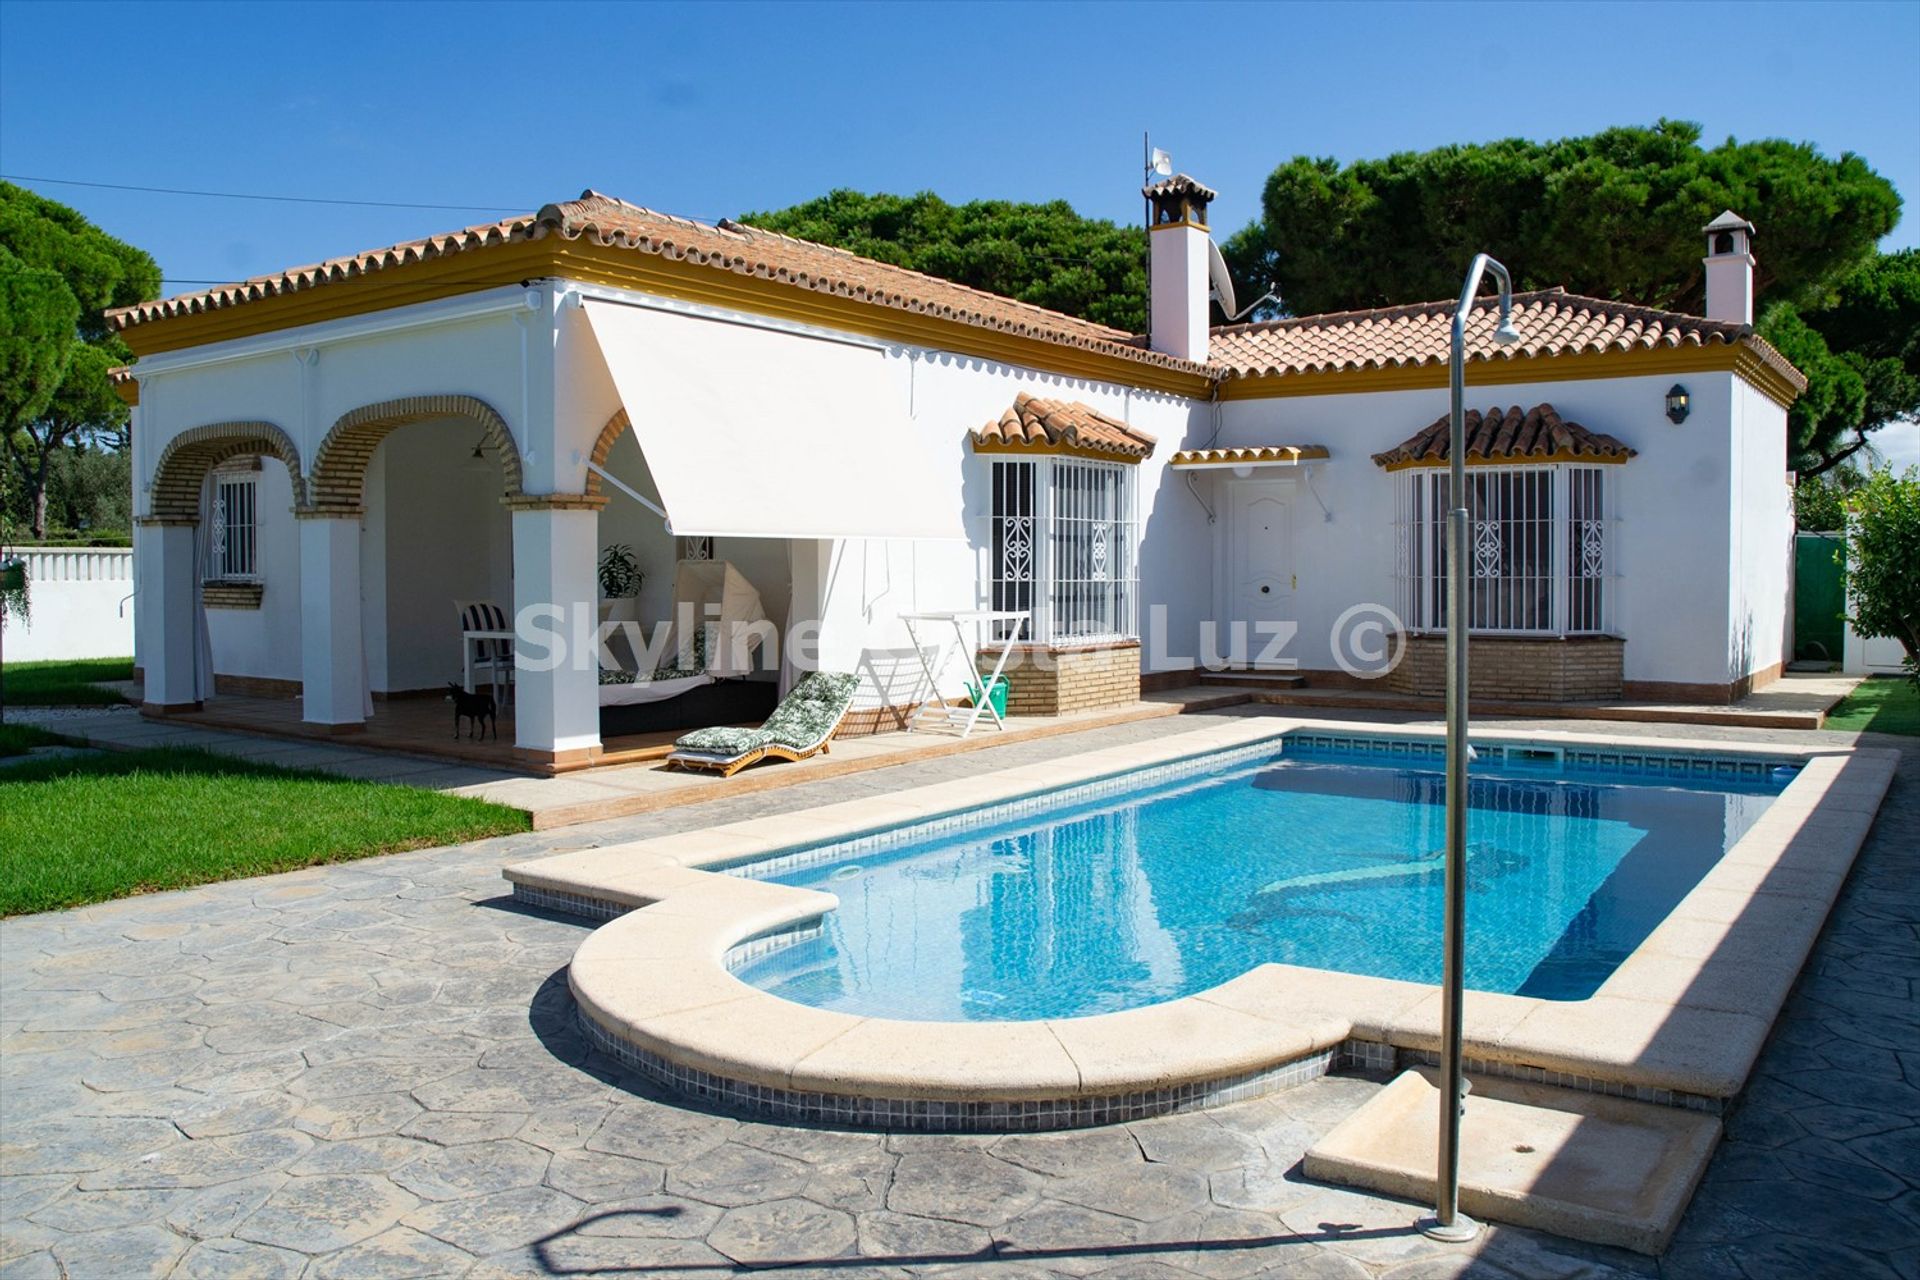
[446, 682, 497, 741]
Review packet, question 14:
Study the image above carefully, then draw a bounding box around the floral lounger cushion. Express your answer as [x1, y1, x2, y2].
[599, 624, 709, 684]
[673, 671, 859, 756]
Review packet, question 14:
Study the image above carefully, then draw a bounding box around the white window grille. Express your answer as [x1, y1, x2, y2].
[206, 474, 259, 581]
[989, 460, 1036, 641]
[679, 536, 713, 562]
[1392, 464, 1614, 636]
[989, 457, 1138, 644]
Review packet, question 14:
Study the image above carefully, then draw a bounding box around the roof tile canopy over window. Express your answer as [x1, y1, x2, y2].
[1380, 405, 1630, 637]
[970, 393, 1156, 463]
[1371, 403, 1636, 470]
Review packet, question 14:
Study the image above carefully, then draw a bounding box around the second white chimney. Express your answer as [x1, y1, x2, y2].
[1703, 210, 1757, 325]
[1145, 173, 1216, 361]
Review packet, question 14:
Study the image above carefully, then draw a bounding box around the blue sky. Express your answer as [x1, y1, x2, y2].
[2, 0, 1916, 297]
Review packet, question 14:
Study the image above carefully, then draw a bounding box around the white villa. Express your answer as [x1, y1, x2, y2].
[109, 176, 1804, 771]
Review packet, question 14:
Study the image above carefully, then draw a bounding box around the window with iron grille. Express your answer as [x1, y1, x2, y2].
[207, 474, 259, 581]
[1392, 464, 1614, 635]
[989, 457, 1138, 643]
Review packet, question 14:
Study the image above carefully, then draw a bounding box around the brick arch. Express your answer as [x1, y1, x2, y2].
[307, 394, 523, 514]
[583, 408, 631, 500]
[148, 422, 306, 522]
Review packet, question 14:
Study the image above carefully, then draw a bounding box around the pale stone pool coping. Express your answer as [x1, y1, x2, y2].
[504, 714, 1897, 1122]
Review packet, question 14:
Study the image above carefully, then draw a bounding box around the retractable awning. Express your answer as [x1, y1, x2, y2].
[581, 299, 966, 541]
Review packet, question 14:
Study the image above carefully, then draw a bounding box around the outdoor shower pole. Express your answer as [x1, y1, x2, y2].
[1425, 253, 1518, 1245]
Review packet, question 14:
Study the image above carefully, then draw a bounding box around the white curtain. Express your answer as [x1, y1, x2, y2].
[188, 519, 213, 702]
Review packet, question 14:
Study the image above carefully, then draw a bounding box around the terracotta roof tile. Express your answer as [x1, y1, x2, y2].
[1142, 173, 1218, 202]
[971, 392, 1155, 460]
[1169, 445, 1329, 468]
[106, 191, 1210, 378]
[1370, 404, 1636, 470]
[1210, 287, 1806, 392]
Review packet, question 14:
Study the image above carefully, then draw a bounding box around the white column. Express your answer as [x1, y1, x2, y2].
[133, 520, 200, 711]
[511, 503, 601, 762]
[298, 514, 366, 728]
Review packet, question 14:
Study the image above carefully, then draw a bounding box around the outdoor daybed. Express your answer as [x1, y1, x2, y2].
[598, 559, 778, 737]
[663, 670, 860, 777]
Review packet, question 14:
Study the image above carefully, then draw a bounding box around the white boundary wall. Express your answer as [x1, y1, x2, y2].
[1, 547, 136, 662]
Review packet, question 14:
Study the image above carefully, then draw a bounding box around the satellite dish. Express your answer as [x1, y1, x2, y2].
[1207, 238, 1238, 319]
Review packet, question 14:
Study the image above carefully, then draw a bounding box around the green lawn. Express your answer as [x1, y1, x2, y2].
[1824, 676, 1920, 736]
[2, 657, 134, 706]
[0, 748, 529, 916]
[0, 723, 76, 757]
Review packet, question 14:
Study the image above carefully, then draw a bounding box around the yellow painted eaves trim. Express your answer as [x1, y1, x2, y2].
[118, 240, 556, 356]
[552, 243, 1209, 396]
[1148, 219, 1210, 233]
[969, 439, 1149, 465]
[1377, 451, 1635, 472]
[1219, 343, 1801, 410]
[118, 239, 1213, 398]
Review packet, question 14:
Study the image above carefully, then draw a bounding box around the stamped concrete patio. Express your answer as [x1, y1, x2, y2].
[2, 708, 1914, 1279]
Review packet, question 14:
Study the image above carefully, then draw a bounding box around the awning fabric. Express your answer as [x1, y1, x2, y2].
[582, 301, 965, 540]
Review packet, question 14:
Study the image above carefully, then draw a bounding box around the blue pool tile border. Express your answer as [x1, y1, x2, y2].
[724, 732, 1802, 885]
[578, 1006, 1351, 1132]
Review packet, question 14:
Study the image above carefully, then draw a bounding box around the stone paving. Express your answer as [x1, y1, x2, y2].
[1, 708, 1914, 1279]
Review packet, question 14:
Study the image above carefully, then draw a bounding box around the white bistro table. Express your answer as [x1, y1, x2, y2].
[899, 610, 1028, 738]
[461, 629, 517, 708]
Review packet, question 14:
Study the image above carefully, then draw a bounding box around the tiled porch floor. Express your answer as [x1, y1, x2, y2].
[173, 693, 686, 772]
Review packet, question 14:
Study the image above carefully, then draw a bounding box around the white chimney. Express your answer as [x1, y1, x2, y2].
[1144, 173, 1216, 361]
[1703, 210, 1757, 325]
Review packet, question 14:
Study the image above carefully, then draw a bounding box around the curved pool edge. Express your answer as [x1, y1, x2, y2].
[503, 716, 1896, 1131]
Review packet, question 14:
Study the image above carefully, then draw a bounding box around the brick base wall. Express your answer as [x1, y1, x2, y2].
[979, 640, 1141, 716]
[202, 580, 263, 609]
[1386, 634, 1624, 701]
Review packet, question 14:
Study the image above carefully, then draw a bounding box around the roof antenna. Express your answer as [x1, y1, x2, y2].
[1208, 239, 1279, 322]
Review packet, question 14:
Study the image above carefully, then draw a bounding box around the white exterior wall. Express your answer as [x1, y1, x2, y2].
[1729, 379, 1793, 683]
[1210, 370, 1780, 688]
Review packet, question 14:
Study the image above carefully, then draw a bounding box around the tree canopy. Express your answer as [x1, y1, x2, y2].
[1220, 120, 1900, 317]
[0, 182, 160, 539]
[1763, 249, 1920, 474]
[739, 189, 1148, 333]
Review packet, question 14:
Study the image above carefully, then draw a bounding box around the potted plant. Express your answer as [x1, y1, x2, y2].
[597, 543, 644, 625]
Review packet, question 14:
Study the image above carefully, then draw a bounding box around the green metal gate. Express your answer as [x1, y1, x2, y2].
[1793, 532, 1846, 664]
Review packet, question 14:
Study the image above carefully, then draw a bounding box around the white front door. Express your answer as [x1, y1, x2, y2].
[1228, 480, 1295, 647]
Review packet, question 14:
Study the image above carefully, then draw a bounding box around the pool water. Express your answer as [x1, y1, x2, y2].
[734, 742, 1793, 1021]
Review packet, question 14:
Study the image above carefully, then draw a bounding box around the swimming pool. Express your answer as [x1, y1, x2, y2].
[734, 737, 1798, 1020]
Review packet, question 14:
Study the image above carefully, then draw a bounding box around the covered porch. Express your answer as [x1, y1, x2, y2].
[131, 281, 977, 772]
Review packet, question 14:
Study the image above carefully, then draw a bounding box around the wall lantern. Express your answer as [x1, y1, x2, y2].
[1665, 384, 1691, 425]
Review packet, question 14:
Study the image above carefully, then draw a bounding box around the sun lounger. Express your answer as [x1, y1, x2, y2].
[662, 671, 860, 778]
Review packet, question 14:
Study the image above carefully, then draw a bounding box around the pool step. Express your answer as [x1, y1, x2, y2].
[1304, 1067, 1721, 1255]
[1197, 670, 1308, 689]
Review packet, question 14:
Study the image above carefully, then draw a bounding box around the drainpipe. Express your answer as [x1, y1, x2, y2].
[1426, 254, 1520, 1245]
